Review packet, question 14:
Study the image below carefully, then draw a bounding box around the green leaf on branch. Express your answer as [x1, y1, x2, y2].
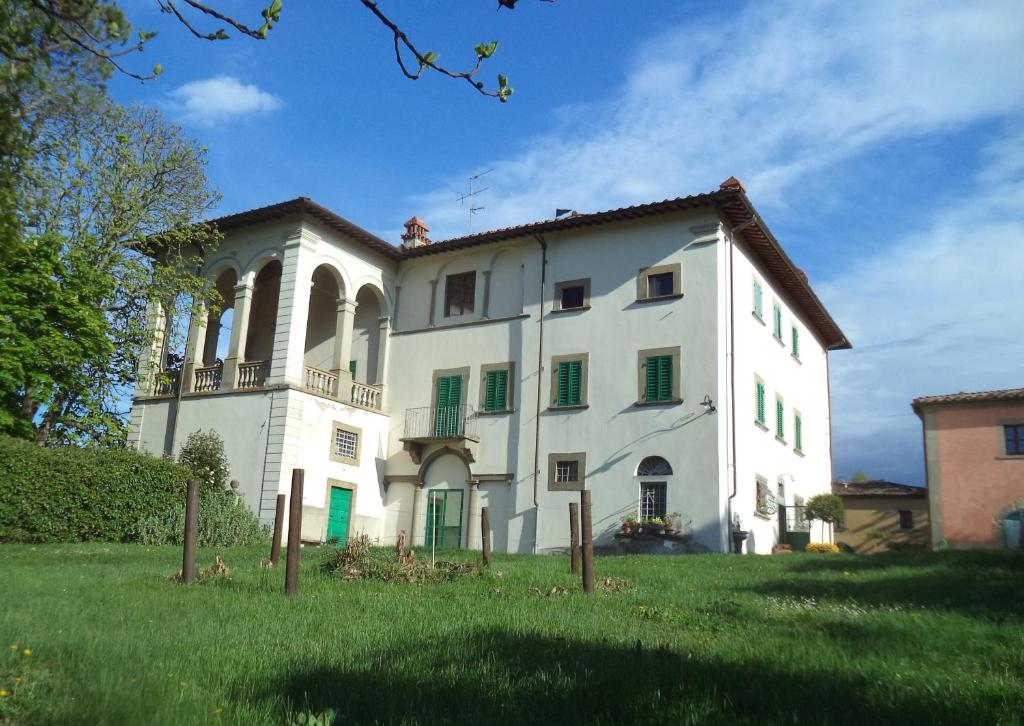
[153, 63, 163, 76]
[419, 51, 439, 69]
[475, 41, 498, 60]
[262, 0, 283, 22]
[211, 29, 229, 40]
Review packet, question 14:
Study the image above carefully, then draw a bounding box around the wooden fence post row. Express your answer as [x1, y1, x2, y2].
[269, 494, 286, 566]
[181, 479, 199, 585]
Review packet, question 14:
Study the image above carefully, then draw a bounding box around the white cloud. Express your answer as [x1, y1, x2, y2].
[411, 0, 1024, 239]
[167, 76, 282, 126]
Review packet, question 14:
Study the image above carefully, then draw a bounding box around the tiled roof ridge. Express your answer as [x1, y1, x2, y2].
[912, 387, 1024, 411]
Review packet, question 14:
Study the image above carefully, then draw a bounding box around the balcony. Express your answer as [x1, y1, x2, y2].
[193, 363, 222, 392]
[303, 365, 384, 412]
[400, 404, 479, 464]
[350, 380, 383, 411]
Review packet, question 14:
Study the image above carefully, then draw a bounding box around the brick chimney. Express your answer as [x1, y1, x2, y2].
[401, 216, 431, 249]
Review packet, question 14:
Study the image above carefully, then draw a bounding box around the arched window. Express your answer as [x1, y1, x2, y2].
[637, 456, 672, 477]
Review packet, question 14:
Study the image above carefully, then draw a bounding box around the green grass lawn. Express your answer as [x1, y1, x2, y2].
[1, 544, 1023, 725]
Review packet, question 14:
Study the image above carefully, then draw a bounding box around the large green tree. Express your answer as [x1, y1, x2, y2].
[1, 79, 219, 445]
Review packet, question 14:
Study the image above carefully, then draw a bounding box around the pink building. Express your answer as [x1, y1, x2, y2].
[913, 388, 1024, 549]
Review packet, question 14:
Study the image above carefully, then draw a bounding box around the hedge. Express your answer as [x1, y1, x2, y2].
[0, 435, 190, 543]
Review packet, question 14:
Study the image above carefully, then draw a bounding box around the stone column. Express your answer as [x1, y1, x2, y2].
[330, 297, 357, 400]
[267, 232, 317, 386]
[481, 270, 492, 319]
[181, 300, 210, 393]
[376, 316, 391, 405]
[467, 481, 481, 550]
[221, 274, 255, 390]
[137, 300, 166, 395]
[411, 483, 427, 547]
[392, 286, 401, 332]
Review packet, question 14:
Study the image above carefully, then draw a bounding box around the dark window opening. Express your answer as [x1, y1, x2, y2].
[560, 285, 585, 310]
[555, 460, 579, 483]
[640, 482, 667, 520]
[444, 271, 476, 317]
[1005, 424, 1024, 456]
[898, 509, 913, 530]
[647, 272, 675, 298]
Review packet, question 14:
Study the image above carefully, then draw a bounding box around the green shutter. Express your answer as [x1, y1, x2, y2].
[795, 413, 803, 451]
[776, 399, 784, 438]
[754, 281, 763, 318]
[756, 381, 765, 423]
[349, 360, 357, 378]
[434, 375, 463, 437]
[484, 369, 508, 412]
[774, 305, 782, 338]
[645, 355, 672, 402]
[792, 327, 800, 358]
[558, 360, 582, 406]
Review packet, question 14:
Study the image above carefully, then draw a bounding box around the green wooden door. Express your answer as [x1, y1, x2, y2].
[434, 375, 463, 437]
[326, 486, 352, 546]
[425, 490, 464, 549]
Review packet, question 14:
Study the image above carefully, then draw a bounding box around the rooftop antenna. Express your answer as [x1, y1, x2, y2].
[457, 168, 492, 234]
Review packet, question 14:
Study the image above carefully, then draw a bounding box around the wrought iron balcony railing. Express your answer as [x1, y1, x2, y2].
[403, 404, 478, 441]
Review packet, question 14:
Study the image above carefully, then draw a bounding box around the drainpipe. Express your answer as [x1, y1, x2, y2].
[531, 233, 548, 554]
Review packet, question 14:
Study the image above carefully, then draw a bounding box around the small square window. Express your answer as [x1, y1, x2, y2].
[330, 422, 361, 465]
[547, 452, 586, 491]
[560, 285, 585, 309]
[898, 510, 913, 530]
[555, 460, 579, 483]
[444, 271, 476, 317]
[647, 272, 674, 298]
[637, 264, 681, 301]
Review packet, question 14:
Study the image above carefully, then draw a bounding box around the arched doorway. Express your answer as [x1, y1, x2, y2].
[422, 451, 472, 549]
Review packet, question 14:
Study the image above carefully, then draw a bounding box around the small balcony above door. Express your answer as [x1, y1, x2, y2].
[400, 404, 479, 464]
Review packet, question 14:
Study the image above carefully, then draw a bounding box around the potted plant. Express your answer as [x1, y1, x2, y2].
[664, 512, 680, 535]
[620, 515, 637, 536]
[646, 516, 665, 535]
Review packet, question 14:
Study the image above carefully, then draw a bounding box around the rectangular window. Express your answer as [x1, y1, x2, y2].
[637, 263, 681, 301]
[644, 355, 673, 403]
[1005, 424, 1024, 456]
[547, 452, 586, 491]
[555, 460, 579, 483]
[773, 303, 783, 340]
[755, 475, 774, 517]
[792, 326, 800, 358]
[794, 411, 803, 452]
[753, 280, 763, 319]
[755, 378, 766, 425]
[899, 510, 914, 530]
[640, 482, 667, 520]
[554, 278, 590, 311]
[329, 421, 362, 465]
[444, 271, 476, 317]
[775, 395, 785, 440]
[483, 369, 509, 412]
[555, 358, 584, 407]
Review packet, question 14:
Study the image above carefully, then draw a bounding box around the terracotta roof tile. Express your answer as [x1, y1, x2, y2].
[912, 387, 1024, 413]
[832, 480, 926, 497]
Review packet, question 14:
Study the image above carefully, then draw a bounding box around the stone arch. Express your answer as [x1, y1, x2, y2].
[418, 445, 474, 482]
[304, 264, 343, 372]
[241, 248, 283, 279]
[419, 448, 474, 550]
[203, 268, 238, 366]
[636, 456, 673, 476]
[351, 283, 384, 384]
[309, 257, 350, 300]
[202, 256, 243, 281]
[244, 259, 282, 362]
[485, 246, 524, 318]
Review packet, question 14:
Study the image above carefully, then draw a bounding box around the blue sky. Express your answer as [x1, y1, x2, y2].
[110, 0, 1024, 485]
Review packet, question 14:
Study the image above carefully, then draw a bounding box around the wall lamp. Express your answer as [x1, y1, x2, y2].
[701, 394, 716, 413]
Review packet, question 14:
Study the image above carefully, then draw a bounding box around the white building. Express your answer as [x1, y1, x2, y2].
[128, 178, 850, 554]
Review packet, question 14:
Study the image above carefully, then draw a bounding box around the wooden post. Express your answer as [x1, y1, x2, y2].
[481, 506, 492, 567]
[284, 469, 303, 597]
[581, 490, 595, 594]
[181, 479, 198, 585]
[569, 502, 581, 575]
[269, 493, 286, 566]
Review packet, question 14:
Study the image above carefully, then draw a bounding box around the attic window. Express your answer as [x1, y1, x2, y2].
[444, 271, 475, 317]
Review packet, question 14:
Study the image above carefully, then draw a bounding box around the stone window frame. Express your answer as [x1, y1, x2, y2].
[552, 278, 591, 313]
[549, 352, 589, 410]
[999, 419, 1024, 458]
[635, 345, 683, 406]
[478, 361, 515, 414]
[636, 262, 683, 302]
[329, 421, 362, 465]
[430, 366, 472, 406]
[443, 271, 476, 318]
[547, 451, 587, 492]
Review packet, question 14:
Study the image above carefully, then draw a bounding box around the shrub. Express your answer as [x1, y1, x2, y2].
[804, 494, 845, 525]
[135, 491, 267, 547]
[178, 430, 230, 492]
[805, 542, 841, 554]
[0, 435, 188, 543]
